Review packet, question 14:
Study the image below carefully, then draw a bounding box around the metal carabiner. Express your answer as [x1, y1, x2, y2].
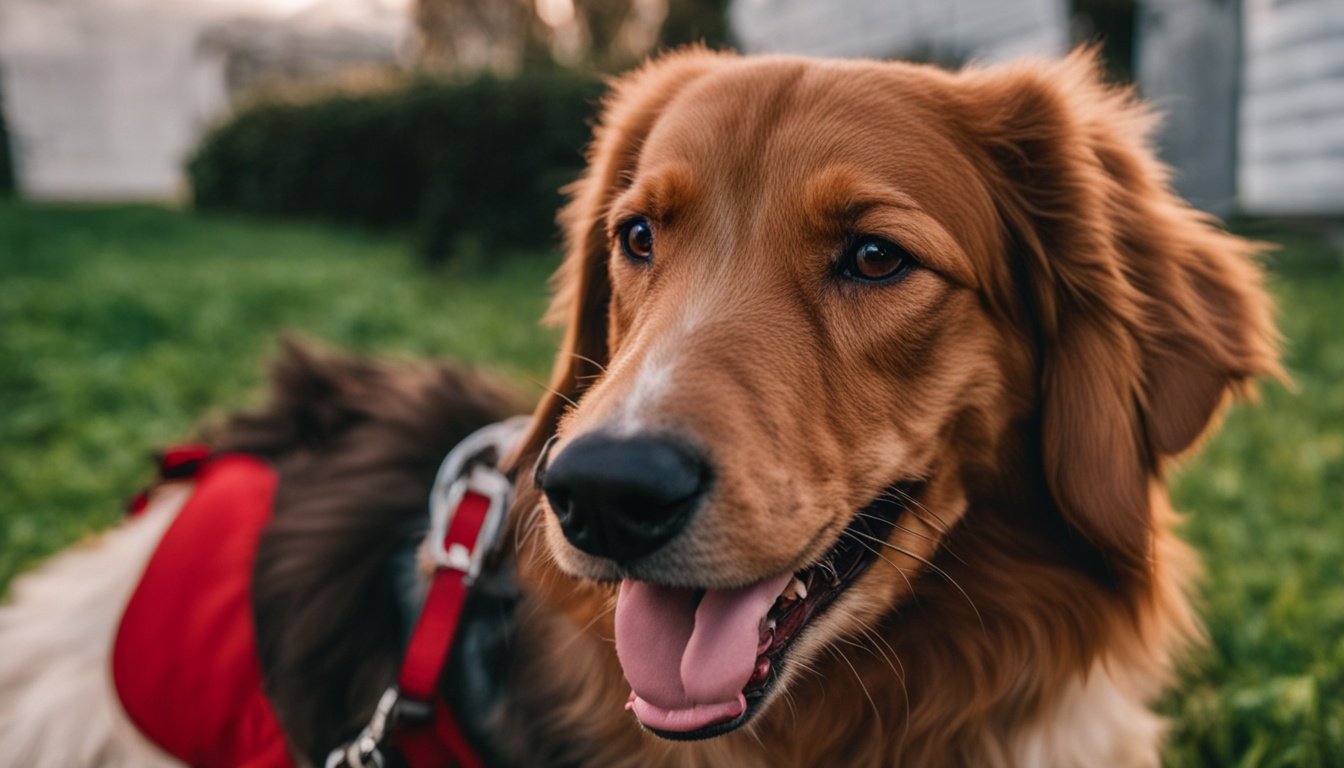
[324, 686, 399, 768]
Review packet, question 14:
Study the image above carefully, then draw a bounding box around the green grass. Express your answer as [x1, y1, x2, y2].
[0, 202, 557, 585]
[1162, 224, 1344, 767]
[1, 203, 1341, 764]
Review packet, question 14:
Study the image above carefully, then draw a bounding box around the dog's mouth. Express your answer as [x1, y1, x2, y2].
[614, 483, 919, 741]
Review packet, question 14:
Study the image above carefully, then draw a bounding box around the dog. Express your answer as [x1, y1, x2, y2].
[0, 48, 1278, 767]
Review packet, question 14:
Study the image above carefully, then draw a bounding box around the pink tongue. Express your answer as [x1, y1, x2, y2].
[615, 573, 791, 732]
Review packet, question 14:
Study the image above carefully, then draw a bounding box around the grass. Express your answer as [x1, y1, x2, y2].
[1162, 223, 1344, 767]
[1, 202, 1341, 764]
[0, 202, 557, 585]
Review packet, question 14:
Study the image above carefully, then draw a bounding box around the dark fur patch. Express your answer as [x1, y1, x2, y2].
[212, 340, 525, 762]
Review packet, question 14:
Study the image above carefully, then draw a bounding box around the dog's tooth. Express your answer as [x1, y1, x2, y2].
[758, 618, 776, 653]
[751, 656, 771, 683]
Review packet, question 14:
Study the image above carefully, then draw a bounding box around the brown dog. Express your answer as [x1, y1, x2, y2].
[0, 48, 1277, 768]
[506, 47, 1279, 766]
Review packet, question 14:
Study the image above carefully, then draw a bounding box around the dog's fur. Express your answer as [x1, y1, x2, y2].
[501, 48, 1278, 767]
[0, 49, 1278, 767]
[0, 345, 527, 767]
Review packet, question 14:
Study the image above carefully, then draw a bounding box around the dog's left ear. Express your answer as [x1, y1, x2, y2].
[960, 50, 1281, 583]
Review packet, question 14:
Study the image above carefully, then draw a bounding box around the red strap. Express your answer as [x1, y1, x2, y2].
[125, 444, 214, 516]
[397, 701, 483, 768]
[393, 489, 492, 768]
[158, 444, 212, 478]
[113, 453, 291, 768]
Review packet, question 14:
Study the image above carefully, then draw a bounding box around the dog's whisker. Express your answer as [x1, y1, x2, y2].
[875, 491, 951, 537]
[898, 507, 953, 541]
[512, 502, 546, 555]
[526, 376, 578, 409]
[855, 511, 938, 546]
[846, 529, 986, 634]
[780, 684, 800, 731]
[568, 352, 608, 374]
[825, 644, 884, 735]
[837, 634, 891, 679]
[842, 531, 918, 598]
[852, 510, 968, 567]
[886, 485, 956, 535]
[875, 486, 949, 530]
[742, 719, 769, 751]
[857, 626, 911, 755]
[553, 602, 616, 657]
[819, 558, 840, 585]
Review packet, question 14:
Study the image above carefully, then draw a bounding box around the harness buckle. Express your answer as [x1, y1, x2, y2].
[429, 465, 511, 583]
[426, 417, 528, 585]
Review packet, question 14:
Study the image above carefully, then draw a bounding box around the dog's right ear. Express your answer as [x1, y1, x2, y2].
[514, 48, 726, 465]
[959, 51, 1280, 586]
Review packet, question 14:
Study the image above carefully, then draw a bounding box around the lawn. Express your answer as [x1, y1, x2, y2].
[0, 202, 557, 586]
[1, 202, 1341, 765]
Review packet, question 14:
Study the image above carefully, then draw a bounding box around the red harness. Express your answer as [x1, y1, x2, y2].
[114, 441, 505, 768]
[114, 451, 289, 768]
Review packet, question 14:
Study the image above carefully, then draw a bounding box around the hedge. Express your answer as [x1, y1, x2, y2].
[187, 72, 603, 260]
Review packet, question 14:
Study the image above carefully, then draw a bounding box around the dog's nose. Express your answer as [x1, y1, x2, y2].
[540, 432, 708, 563]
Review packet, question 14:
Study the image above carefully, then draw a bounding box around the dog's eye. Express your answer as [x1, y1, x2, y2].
[840, 236, 914, 283]
[619, 218, 654, 263]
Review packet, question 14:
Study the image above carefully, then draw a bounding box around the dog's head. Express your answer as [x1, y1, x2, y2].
[519, 48, 1278, 740]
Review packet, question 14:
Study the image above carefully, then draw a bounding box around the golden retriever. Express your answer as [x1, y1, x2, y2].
[0, 48, 1278, 768]
[506, 47, 1279, 766]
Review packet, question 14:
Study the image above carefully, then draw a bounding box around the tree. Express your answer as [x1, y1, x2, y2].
[411, 0, 730, 74]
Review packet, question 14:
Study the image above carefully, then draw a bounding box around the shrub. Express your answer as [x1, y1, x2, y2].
[187, 72, 603, 260]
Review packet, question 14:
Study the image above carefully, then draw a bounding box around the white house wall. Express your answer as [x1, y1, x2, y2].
[1240, 0, 1344, 216]
[729, 0, 1068, 64]
[0, 0, 408, 201]
[0, 0, 230, 200]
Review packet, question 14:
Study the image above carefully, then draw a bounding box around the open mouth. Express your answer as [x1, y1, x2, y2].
[614, 483, 919, 741]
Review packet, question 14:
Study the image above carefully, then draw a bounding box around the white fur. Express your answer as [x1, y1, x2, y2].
[0, 485, 191, 768]
[1011, 660, 1164, 768]
[614, 349, 677, 434]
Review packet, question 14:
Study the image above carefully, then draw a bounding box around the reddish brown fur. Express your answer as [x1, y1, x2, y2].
[501, 48, 1280, 766]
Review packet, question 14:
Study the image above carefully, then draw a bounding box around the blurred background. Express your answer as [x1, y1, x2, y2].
[0, 0, 1340, 765]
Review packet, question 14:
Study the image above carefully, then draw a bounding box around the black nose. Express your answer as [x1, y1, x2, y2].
[540, 432, 709, 564]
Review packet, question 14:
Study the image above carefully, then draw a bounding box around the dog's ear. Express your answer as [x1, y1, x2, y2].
[211, 337, 384, 456]
[513, 48, 727, 465]
[961, 50, 1280, 583]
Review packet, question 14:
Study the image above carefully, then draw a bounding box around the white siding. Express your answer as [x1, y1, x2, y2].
[1240, 0, 1344, 215]
[729, 0, 1068, 64]
[0, 0, 222, 200]
[0, 0, 407, 201]
[1137, 0, 1242, 216]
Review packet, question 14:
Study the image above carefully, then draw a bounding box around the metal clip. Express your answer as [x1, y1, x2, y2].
[426, 417, 528, 585]
[325, 686, 399, 768]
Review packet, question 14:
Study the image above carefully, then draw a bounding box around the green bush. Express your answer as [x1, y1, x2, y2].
[187, 72, 603, 260]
